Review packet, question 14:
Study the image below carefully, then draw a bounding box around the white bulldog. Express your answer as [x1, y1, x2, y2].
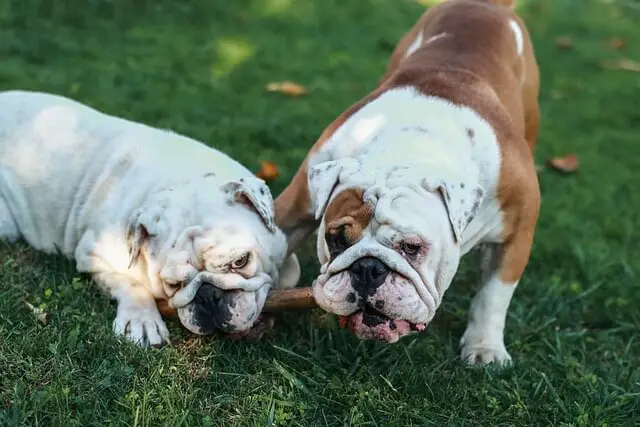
[275, 0, 540, 365]
[0, 90, 300, 346]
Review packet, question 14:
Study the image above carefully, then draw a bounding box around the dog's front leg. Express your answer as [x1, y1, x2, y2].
[75, 230, 171, 347]
[460, 222, 538, 366]
[94, 271, 170, 347]
[459, 243, 516, 366]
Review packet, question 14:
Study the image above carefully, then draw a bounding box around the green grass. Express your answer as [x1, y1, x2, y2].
[1, 0, 639, 425]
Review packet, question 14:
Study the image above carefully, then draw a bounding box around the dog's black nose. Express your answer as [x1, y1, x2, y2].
[193, 282, 224, 307]
[211, 291, 237, 332]
[190, 283, 235, 333]
[349, 256, 390, 297]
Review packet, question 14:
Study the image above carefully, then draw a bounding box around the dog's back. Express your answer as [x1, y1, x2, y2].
[382, 0, 539, 150]
[0, 91, 247, 255]
[0, 91, 127, 252]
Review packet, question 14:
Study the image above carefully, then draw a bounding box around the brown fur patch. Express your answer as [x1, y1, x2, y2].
[275, 0, 540, 284]
[380, 0, 540, 284]
[324, 188, 373, 245]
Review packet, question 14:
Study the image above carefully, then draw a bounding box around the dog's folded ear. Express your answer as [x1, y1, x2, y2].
[422, 177, 484, 243]
[126, 208, 162, 268]
[307, 158, 360, 220]
[278, 253, 301, 289]
[222, 177, 276, 233]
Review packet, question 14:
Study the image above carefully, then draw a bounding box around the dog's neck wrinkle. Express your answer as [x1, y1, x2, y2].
[328, 88, 474, 152]
[336, 150, 478, 203]
[336, 134, 477, 198]
[321, 87, 494, 190]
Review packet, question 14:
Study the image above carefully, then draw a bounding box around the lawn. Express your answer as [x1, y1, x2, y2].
[1, 0, 639, 425]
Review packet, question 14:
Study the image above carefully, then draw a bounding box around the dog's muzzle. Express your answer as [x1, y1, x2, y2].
[177, 283, 235, 334]
[172, 272, 270, 335]
[348, 257, 395, 326]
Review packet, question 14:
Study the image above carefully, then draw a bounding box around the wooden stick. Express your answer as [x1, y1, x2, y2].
[157, 299, 178, 318]
[156, 287, 316, 318]
[263, 287, 316, 312]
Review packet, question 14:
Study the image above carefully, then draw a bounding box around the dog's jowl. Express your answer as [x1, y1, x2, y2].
[0, 90, 300, 346]
[275, 0, 540, 365]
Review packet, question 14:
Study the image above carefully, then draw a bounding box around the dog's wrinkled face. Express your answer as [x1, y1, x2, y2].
[127, 176, 300, 336]
[308, 155, 483, 343]
[169, 222, 285, 335]
[313, 186, 460, 342]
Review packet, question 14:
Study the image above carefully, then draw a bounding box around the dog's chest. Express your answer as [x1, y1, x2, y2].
[460, 197, 504, 255]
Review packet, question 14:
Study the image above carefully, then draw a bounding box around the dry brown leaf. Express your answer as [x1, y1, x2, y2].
[25, 301, 50, 326]
[608, 37, 626, 50]
[547, 154, 579, 173]
[256, 160, 279, 182]
[265, 81, 307, 97]
[555, 36, 573, 50]
[601, 58, 640, 72]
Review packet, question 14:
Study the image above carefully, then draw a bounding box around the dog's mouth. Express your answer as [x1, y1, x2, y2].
[338, 306, 426, 343]
[176, 284, 264, 335]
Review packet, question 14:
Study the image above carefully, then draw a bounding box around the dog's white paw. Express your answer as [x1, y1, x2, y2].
[113, 304, 170, 347]
[460, 328, 512, 366]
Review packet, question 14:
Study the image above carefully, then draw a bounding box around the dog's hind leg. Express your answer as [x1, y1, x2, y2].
[274, 166, 320, 256]
[460, 173, 540, 366]
[0, 195, 20, 242]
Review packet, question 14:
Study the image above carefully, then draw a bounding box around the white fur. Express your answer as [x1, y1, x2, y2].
[460, 274, 517, 365]
[310, 87, 504, 250]
[110, 278, 170, 346]
[509, 19, 524, 56]
[404, 32, 451, 59]
[425, 32, 450, 46]
[309, 87, 508, 361]
[313, 194, 452, 324]
[0, 90, 300, 346]
[405, 32, 424, 58]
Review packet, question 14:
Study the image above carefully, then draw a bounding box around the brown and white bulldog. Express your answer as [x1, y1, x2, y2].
[275, 0, 540, 365]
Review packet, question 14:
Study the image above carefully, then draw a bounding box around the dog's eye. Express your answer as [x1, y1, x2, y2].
[326, 226, 348, 257]
[401, 242, 422, 258]
[231, 254, 250, 269]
